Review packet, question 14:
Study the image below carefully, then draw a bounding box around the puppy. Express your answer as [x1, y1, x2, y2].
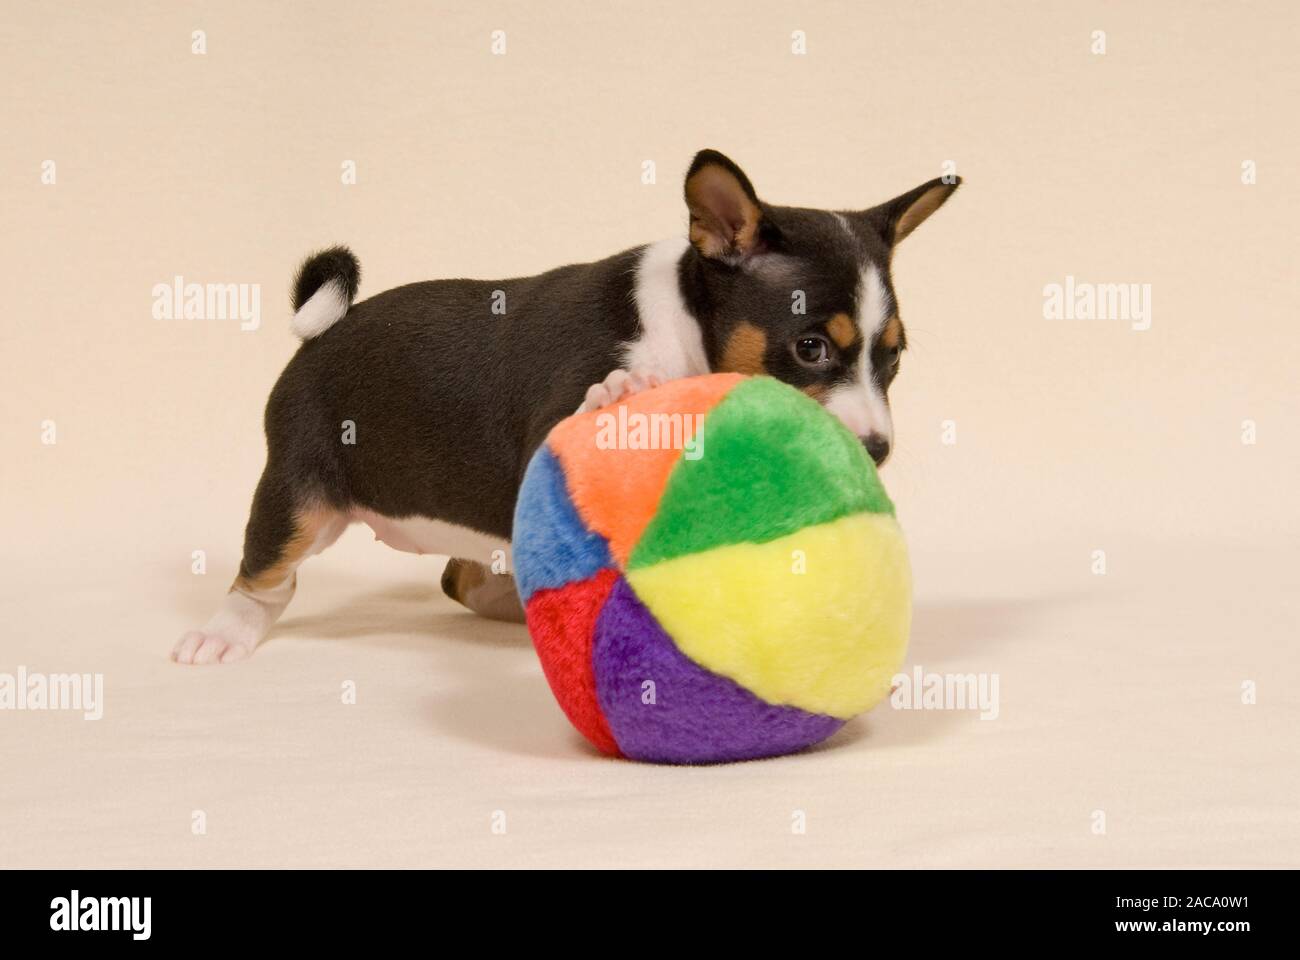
[173, 150, 959, 664]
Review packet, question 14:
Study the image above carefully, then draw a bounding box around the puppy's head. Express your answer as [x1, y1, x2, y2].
[682, 149, 960, 466]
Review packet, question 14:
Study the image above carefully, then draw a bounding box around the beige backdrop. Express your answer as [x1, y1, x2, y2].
[2, 1, 1297, 868]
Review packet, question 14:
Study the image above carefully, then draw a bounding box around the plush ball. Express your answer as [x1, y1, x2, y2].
[512, 373, 910, 764]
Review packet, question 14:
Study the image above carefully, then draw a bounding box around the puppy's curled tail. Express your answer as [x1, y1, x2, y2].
[290, 246, 361, 340]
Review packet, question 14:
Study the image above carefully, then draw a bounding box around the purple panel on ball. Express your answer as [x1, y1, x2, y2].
[592, 578, 844, 764]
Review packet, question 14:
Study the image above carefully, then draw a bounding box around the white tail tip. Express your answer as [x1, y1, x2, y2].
[291, 279, 350, 340]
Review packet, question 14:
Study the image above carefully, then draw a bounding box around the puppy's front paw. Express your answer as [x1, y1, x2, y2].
[578, 369, 666, 413]
[171, 630, 253, 666]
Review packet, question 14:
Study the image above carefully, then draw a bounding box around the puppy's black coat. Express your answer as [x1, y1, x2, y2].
[259, 249, 646, 555]
[229, 149, 960, 616]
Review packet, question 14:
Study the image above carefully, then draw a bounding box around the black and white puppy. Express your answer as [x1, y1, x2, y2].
[173, 150, 959, 665]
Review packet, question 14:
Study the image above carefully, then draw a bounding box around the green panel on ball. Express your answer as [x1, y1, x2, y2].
[627, 376, 894, 570]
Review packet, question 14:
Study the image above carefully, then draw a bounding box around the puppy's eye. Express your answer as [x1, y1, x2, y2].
[882, 345, 901, 368]
[793, 335, 831, 367]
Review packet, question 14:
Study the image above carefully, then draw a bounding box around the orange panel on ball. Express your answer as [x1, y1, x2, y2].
[547, 373, 744, 567]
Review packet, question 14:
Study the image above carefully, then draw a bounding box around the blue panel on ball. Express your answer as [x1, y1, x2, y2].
[512, 444, 614, 603]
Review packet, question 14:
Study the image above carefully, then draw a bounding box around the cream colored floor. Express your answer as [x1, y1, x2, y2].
[2, 529, 1294, 869]
[4, 0, 1298, 869]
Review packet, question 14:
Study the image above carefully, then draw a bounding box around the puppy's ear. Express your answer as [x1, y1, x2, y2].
[684, 149, 768, 260]
[863, 176, 961, 246]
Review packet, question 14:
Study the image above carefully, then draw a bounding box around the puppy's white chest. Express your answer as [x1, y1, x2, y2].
[624, 237, 709, 379]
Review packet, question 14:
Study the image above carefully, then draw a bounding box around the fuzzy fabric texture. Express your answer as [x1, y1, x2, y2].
[523, 569, 622, 756]
[512, 373, 911, 762]
[513, 446, 613, 604]
[546, 373, 743, 566]
[593, 577, 843, 763]
[625, 512, 911, 719]
[627, 376, 894, 570]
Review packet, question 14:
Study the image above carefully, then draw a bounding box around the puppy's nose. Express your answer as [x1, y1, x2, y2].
[862, 434, 890, 466]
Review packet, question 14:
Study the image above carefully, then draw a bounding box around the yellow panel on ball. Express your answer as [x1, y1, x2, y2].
[624, 511, 911, 720]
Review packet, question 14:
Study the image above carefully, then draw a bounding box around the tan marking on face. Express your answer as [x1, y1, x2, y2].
[232, 505, 338, 594]
[825, 312, 858, 349]
[879, 315, 903, 349]
[719, 322, 768, 374]
[802, 383, 829, 402]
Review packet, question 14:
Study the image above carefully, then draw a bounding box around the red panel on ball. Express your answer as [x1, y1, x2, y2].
[524, 568, 621, 756]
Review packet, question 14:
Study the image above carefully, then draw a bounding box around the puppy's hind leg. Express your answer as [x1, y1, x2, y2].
[173, 473, 348, 665]
[441, 558, 525, 624]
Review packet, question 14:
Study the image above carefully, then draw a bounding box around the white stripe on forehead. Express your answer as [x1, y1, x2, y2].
[820, 262, 895, 442]
[832, 213, 893, 338]
[856, 262, 892, 339]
